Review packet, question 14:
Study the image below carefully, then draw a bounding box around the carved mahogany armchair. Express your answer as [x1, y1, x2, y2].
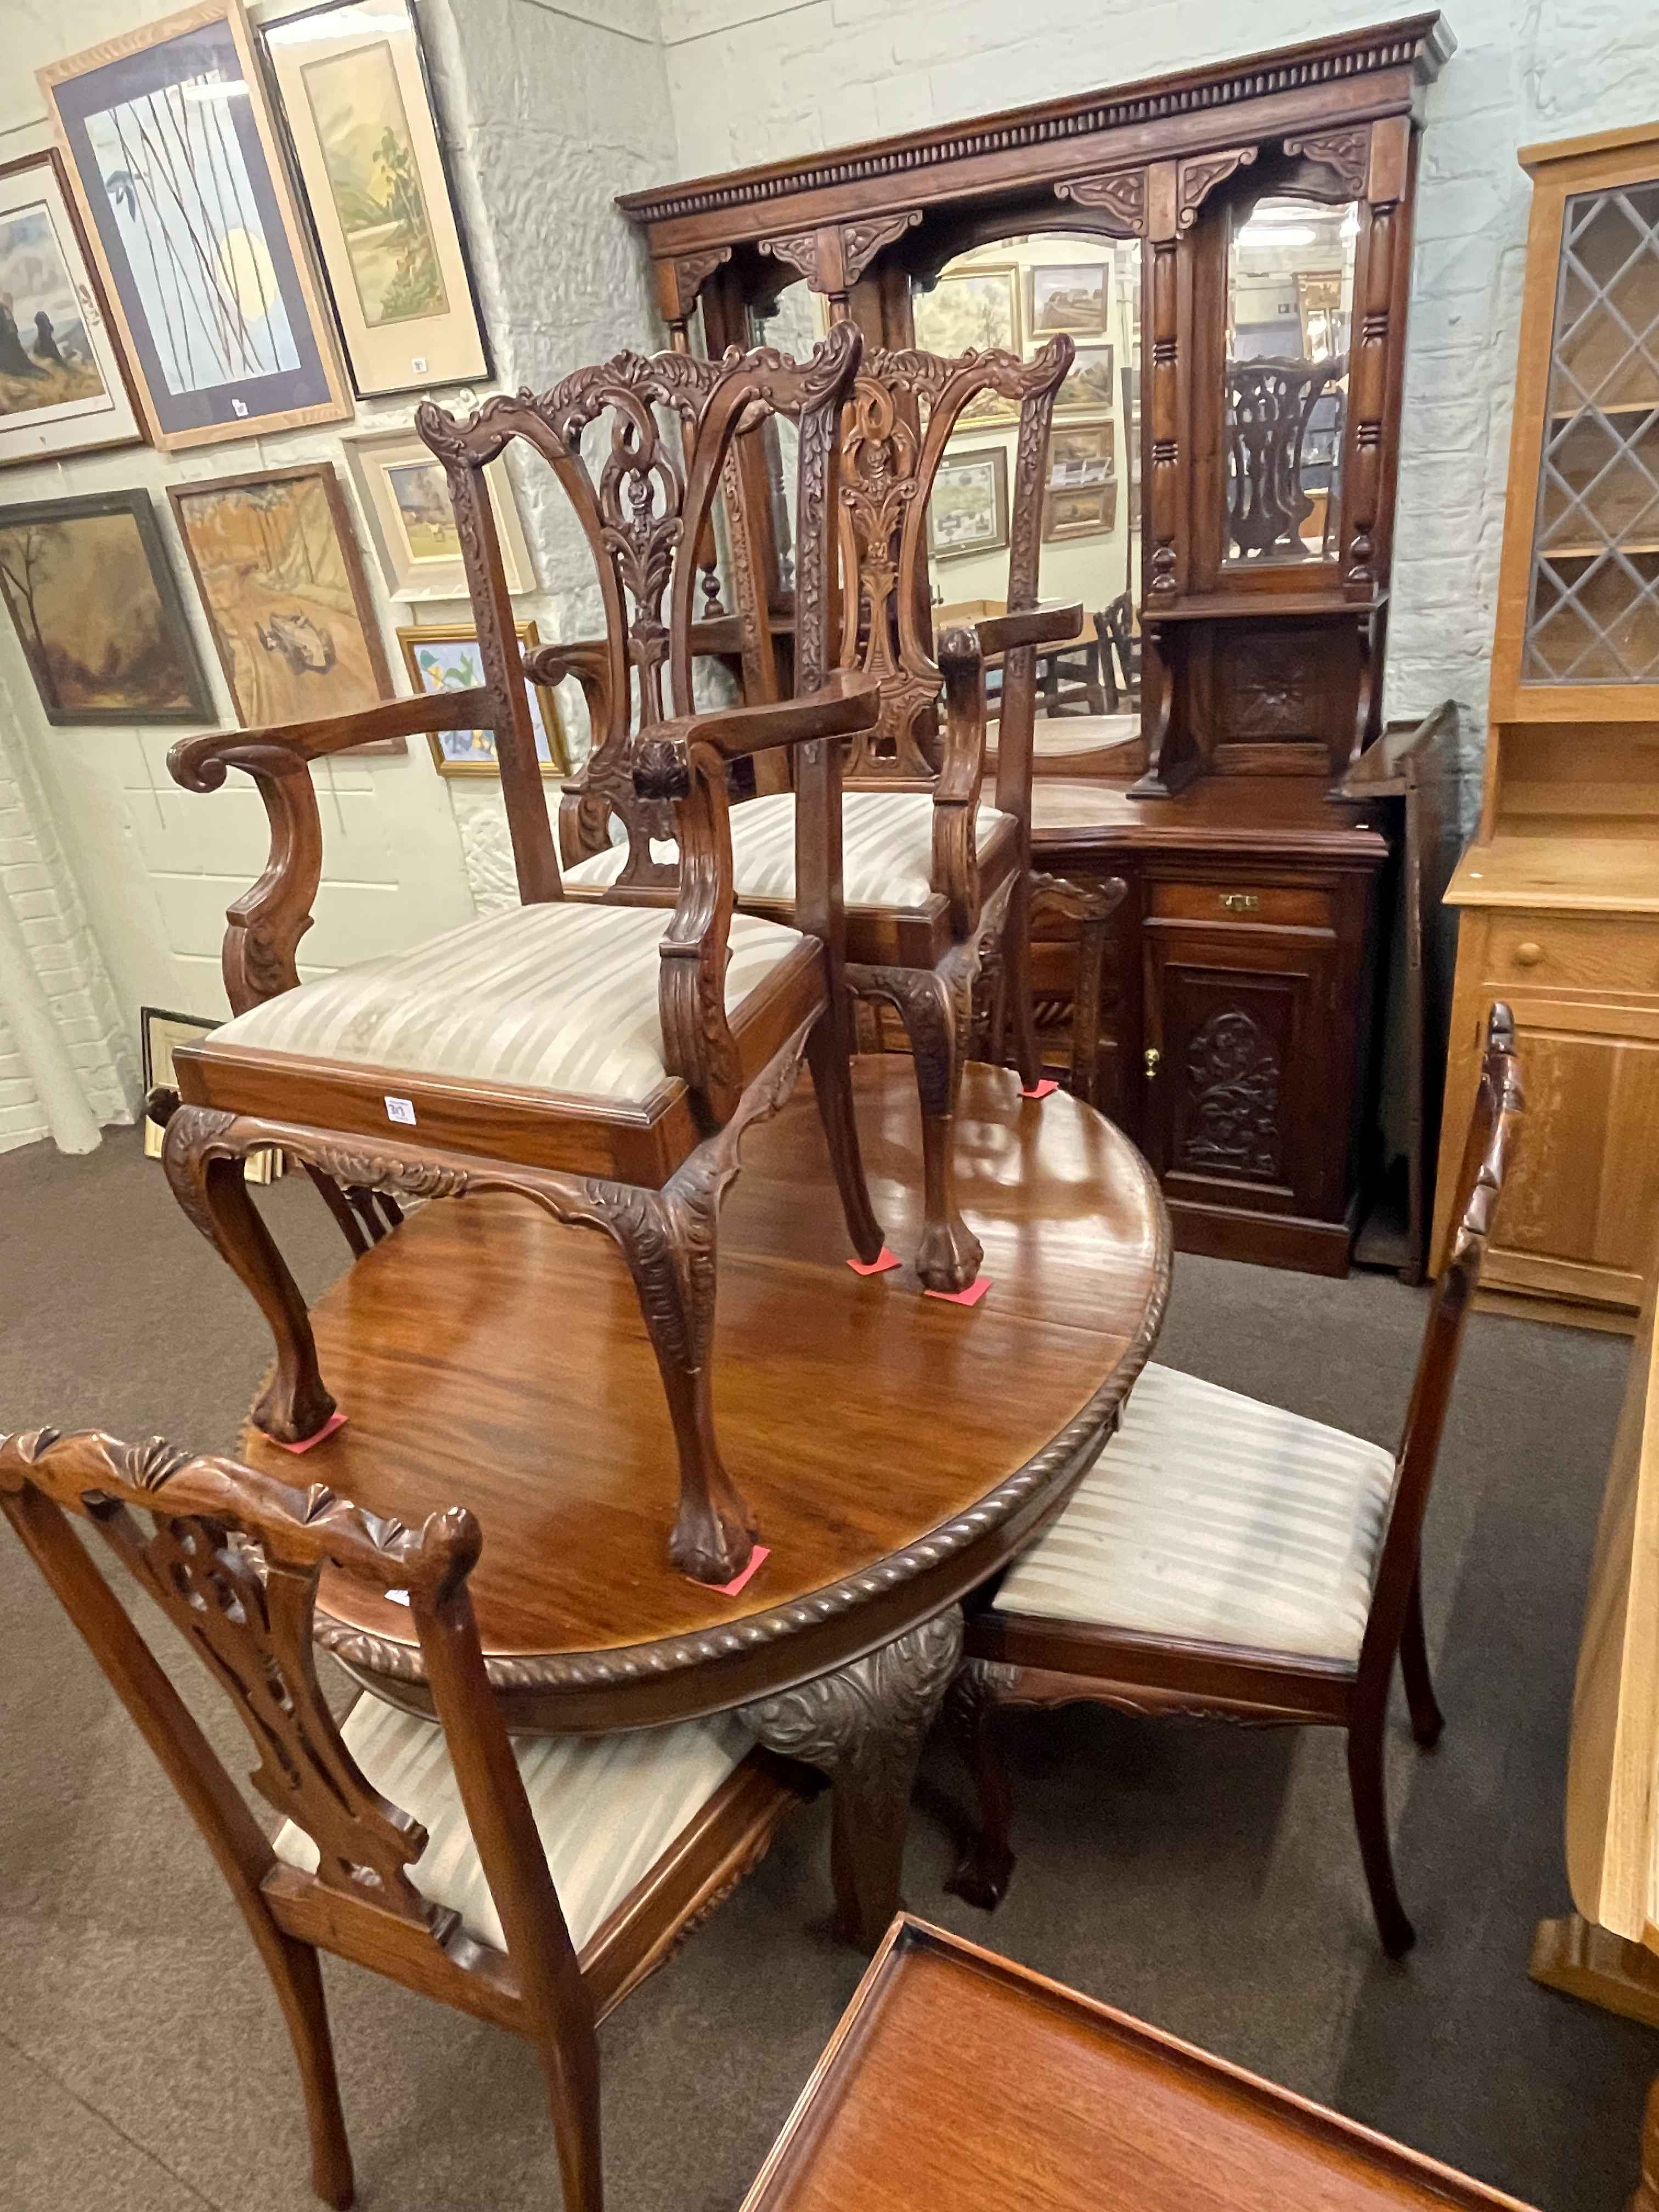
[562, 337, 1079, 1293]
[949, 1004, 1523, 1956]
[0, 1426, 815, 2210]
[160, 325, 883, 1585]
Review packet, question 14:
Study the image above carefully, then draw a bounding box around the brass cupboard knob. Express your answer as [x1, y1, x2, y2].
[1515, 940, 1544, 967]
[1144, 1046, 1161, 1076]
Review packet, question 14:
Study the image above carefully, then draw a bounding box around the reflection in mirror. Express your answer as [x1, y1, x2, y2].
[911, 233, 1142, 744]
[1224, 195, 1356, 566]
[748, 284, 817, 595]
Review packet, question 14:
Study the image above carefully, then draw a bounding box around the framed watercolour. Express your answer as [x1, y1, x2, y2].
[259, 0, 491, 398]
[915, 264, 1018, 425]
[1056, 341, 1115, 417]
[168, 464, 397, 738]
[0, 489, 213, 725]
[0, 149, 142, 467]
[141, 1006, 276, 1177]
[348, 425, 533, 599]
[1049, 421, 1115, 488]
[1029, 262, 1111, 338]
[927, 447, 1008, 562]
[1043, 479, 1118, 542]
[398, 620, 568, 775]
[39, 0, 351, 452]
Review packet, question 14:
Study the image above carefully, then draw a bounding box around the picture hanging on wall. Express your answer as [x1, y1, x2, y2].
[140, 1005, 278, 1178]
[168, 464, 403, 750]
[38, 0, 351, 452]
[0, 149, 143, 467]
[914, 264, 1019, 424]
[1043, 478, 1118, 543]
[259, 0, 491, 399]
[1048, 420, 1114, 488]
[927, 447, 1008, 561]
[347, 423, 534, 598]
[1028, 262, 1111, 338]
[0, 488, 214, 725]
[1056, 341, 1114, 417]
[398, 620, 568, 776]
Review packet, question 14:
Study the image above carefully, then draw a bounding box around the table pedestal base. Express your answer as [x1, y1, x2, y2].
[742, 1607, 964, 1949]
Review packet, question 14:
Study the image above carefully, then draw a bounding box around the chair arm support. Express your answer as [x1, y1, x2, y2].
[166, 690, 492, 1017]
[932, 627, 991, 936]
[973, 600, 1085, 657]
[631, 671, 880, 793]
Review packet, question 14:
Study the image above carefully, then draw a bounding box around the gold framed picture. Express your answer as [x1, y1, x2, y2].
[398, 619, 568, 775]
[259, 0, 491, 398]
[927, 447, 1008, 561]
[1048, 420, 1115, 488]
[1043, 479, 1118, 542]
[142, 1006, 278, 1178]
[915, 264, 1020, 425]
[1056, 341, 1115, 417]
[347, 425, 533, 599]
[39, 0, 351, 452]
[1029, 261, 1111, 338]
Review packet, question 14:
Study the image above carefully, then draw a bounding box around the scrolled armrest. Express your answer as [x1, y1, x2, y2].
[633, 670, 881, 795]
[168, 689, 491, 792]
[972, 600, 1085, 657]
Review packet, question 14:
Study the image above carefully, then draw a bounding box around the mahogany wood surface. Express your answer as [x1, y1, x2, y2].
[236, 1059, 1170, 1735]
[739, 1916, 1534, 2212]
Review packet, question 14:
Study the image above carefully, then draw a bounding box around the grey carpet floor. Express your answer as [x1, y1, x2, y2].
[1, 1125, 1654, 2211]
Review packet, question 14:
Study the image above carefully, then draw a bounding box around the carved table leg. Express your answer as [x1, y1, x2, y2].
[742, 1606, 963, 1950]
[849, 964, 983, 1294]
[162, 1106, 336, 1443]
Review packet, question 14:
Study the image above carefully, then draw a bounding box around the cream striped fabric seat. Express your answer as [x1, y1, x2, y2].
[563, 789, 1013, 910]
[202, 901, 807, 1105]
[993, 1363, 1398, 1664]
[274, 1695, 753, 1954]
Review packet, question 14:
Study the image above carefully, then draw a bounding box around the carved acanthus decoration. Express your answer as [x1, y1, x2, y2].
[662, 245, 733, 325]
[1053, 167, 1147, 234]
[1176, 146, 1256, 232]
[1181, 1009, 1282, 1179]
[741, 1606, 964, 1793]
[1283, 126, 1371, 201]
[759, 228, 825, 289]
[842, 208, 923, 281]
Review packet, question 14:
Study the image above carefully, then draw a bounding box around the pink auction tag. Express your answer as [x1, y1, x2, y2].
[687, 1543, 771, 1596]
[848, 1246, 902, 1277]
[924, 1276, 992, 1308]
[1020, 1079, 1060, 1100]
[269, 1411, 348, 1455]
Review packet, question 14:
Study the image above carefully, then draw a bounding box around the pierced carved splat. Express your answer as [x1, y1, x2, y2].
[1180, 1008, 1282, 1178]
[1224, 353, 1347, 562]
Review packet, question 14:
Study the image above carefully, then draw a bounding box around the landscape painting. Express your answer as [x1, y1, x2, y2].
[347, 425, 533, 597]
[170, 465, 391, 728]
[915, 266, 1019, 425]
[0, 150, 139, 465]
[301, 39, 446, 328]
[1056, 343, 1116, 416]
[927, 447, 1008, 561]
[387, 458, 460, 560]
[0, 490, 212, 724]
[1030, 263, 1111, 337]
[400, 621, 567, 776]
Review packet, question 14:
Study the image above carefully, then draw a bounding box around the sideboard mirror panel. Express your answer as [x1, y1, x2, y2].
[1223, 195, 1356, 568]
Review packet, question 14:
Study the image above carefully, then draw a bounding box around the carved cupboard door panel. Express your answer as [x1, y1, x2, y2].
[1143, 929, 1337, 1218]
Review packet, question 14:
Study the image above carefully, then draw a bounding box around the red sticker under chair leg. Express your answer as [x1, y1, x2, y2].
[269, 1412, 348, 1454]
[924, 1276, 992, 1308]
[848, 1247, 902, 1277]
[686, 1544, 771, 1596]
[1020, 1079, 1060, 1100]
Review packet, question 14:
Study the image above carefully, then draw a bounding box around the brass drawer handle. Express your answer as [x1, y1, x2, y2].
[1514, 940, 1544, 967]
[1144, 1046, 1160, 1077]
[1219, 891, 1261, 913]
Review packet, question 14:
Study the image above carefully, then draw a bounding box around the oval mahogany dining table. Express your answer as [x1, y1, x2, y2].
[241, 1058, 1170, 1948]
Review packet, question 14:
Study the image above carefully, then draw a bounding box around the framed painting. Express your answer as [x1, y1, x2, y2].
[348, 425, 533, 598]
[914, 264, 1019, 425]
[1043, 479, 1118, 542]
[259, 0, 491, 399]
[398, 620, 568, 775]
[1056, 342, 1115, 417]
[927, 447, 1008, 562]
[168, 465, 404, 751]
[1048, 421, 1115, 488]
[141, 1005, 278, 1177]
[0, 489, 213, 725]
[0, 149, 142, 467]
[1029, 262, 1111, 339]
[39, 0, 350, 452]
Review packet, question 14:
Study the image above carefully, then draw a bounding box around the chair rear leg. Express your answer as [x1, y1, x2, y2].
[163, 1107, 336, 1444]
[849, 966, 982, 1293]
[944, 1660, 1020, 1911]
[264, 1934, 356, 2209]
[1003, 871, 1044, 1093]
[1346, 1709, 1414, 1956]
[532, 2033, 603, 2212]
[805, 1003, 885, 1265]
[1398, 1566, 1445, 1748]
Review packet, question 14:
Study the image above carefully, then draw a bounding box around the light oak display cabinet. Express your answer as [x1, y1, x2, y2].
[1434, 124, 1659, 1325]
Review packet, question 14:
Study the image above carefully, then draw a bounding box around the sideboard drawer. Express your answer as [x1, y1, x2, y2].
[1481, 915, 1659, 997]
[1150, 879, 1333, 930]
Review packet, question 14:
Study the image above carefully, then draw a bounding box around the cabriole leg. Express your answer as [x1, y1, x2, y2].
[944, 1658, 1024, 1911]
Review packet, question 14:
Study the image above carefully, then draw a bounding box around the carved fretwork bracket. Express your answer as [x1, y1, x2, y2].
[760, 212, 923, 305]
[653, 246, 733, 331]
[1283, 125, 1372, 201]
[1053, 167, 1148, 235]
[1176, 146, 1257, 232]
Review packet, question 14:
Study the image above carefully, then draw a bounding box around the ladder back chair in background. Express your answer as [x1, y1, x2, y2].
[563, 336, 1081, 1293]
[0, 1427, 813, 2212]
[949, 1004, 1524, 1955]
[157, 325, 883, 1586]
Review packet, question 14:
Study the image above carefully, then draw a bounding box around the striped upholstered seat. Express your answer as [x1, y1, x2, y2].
[993, 1363, 1398, 1664]
[202, 900, 807, 1105]
[563, 789, 1014, 910]
[275, 1695, 753, 1953]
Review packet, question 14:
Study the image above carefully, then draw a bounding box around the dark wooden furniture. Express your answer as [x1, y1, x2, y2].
[950, 1005, 1522, 1955]
[228, 1058, 1170, 1951]
[560, 341, 1082, 1293]
[1096, 594, 1140, 712]
[158, 327, 887, 1588]
[616, 15, 1453, 1276]
[0, 1426, 814, 2212]
[740, 1915, 1536, 2212]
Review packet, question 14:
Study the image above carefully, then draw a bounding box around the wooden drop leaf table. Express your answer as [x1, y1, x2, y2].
[240, 1060, 1170, 1947]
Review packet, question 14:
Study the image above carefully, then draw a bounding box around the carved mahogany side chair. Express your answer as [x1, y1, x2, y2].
[949, 1004, 1523, 1955]
[1224, 353, 1350, 562]
[159, 325, 883, 1586]
[561, 337, 1080, 1293]
[1, 1426, 815, 2211]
